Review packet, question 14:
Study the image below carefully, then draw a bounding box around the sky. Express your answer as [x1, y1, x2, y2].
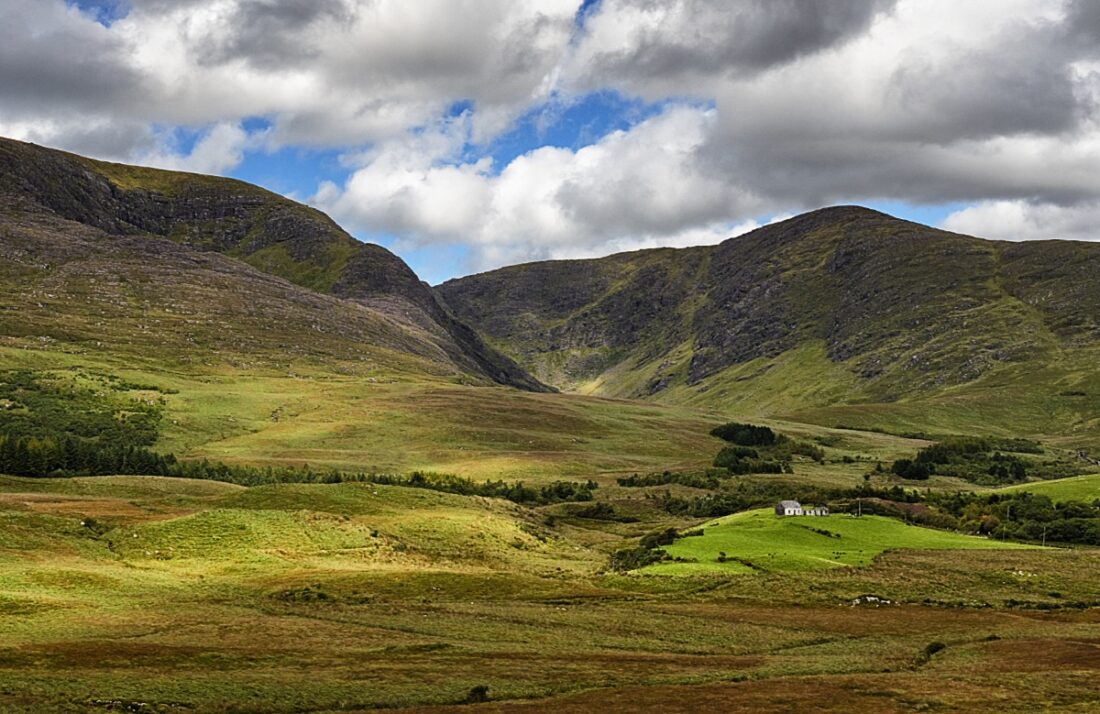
[2, 0, 1099, 284]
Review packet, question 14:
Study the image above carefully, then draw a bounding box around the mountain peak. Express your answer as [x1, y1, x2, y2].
[0, 136, 548, 392]
[440, 206, 1100, 409]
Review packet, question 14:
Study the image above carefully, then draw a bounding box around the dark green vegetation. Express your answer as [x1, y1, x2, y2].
[4, 139, 1100, 711]
[0, 370, 164, 446]
[925, 491, 1100, 544]
[710, 421, 779, 446]
[709, 421, 825, 475]
[888, 436, 1077, 485]
[439, 206, 1100, 444]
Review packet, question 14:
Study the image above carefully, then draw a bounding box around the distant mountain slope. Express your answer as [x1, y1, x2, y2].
[0, 137, 545, 391]
[439, 207, 1100, 437]
[1, 191, 478, 379]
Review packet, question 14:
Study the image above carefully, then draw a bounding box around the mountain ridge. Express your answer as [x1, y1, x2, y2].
[439, 206, 1100, 437]
[0, 137, 547, 391]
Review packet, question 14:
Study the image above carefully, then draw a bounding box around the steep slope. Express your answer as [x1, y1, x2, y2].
[0, 137, 544, 391]
[0, 192, 470, 375]
[439, 207, 1100, 438]
[0, 139, 727, 479]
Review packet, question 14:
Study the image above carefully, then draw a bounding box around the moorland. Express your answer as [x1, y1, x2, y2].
[2, 137, 1100, 712]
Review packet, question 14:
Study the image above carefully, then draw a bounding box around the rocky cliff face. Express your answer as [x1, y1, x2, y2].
[0, 137, 547, 391]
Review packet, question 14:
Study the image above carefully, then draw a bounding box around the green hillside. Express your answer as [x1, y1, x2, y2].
[0, 137, 543, 392]
[439, 207, 1100, 443]
[0, 138, 742, 480]
[645, 509, 1037, 575]
[997, 472, 1100, 503]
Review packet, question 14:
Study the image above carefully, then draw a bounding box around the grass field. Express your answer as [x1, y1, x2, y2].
[644, 509, 1038, 575]
[0, 344, 962, 489]
[1, 476, 1099, 712]
[997, 472, 1100, 503]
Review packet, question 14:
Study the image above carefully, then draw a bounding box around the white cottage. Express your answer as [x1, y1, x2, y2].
[776, 500, 803, 516]
[775, 500, 830, 517]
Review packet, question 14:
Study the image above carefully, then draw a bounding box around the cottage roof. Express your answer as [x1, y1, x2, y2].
[778, 500, 801, 508]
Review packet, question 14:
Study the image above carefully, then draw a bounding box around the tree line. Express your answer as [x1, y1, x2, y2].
[0, 431, 597, 506]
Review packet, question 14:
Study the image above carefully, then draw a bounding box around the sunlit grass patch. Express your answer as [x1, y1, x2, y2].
[644, 509, 1038, 575]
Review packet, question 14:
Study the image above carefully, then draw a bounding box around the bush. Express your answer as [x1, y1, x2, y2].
[710, 422, 778, 446]
[617, 471, 720, 489]
[608, 545, 667, 571]
[639, 528, 679, 549]
[916, 641, 947, 666]
[571, 502, 638, 523]
[713, 446, 788, 474]
[891, 459, 931, 480]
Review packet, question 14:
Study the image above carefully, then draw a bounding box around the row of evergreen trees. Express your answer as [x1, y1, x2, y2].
[0, 433, 177, 478]
[0, 432, 597, 505]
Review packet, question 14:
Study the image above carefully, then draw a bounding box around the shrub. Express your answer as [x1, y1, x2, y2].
[914, 640, 947, 667]
[713, 446, 788, 474]
[609, 545, 667, 571]
[891, 459, 931, 480]
[710, 422, 778, 446]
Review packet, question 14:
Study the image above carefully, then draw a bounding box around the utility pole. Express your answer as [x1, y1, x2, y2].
[1042, 524, 1047, 548]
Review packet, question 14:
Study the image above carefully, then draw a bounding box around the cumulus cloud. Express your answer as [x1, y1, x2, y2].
[686, 0, 1100, 209]
[315, 106, 759, 271]
[0, 2, 150, 117]
[0, 0, 579, 161]
[562, 0, 897, 97]
[136, 123, 260, 175]
[942, 200, 1100, 242]
[5, 0, 1100, 273]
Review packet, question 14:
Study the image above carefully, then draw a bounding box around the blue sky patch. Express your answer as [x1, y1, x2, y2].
[487, 91, 681, 170]
[67, 0, 129, 25]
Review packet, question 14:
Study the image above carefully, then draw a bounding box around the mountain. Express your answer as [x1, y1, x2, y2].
[0, 137, 545, 391]
[439, 207, 1100, 438]
[1, 137, 731, 480]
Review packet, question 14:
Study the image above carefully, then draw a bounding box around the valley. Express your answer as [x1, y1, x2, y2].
[2, 139, 1100, 712]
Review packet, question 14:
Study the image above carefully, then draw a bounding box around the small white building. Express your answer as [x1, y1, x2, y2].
[776, 500, 802, 516]
[775, 500, 829, 517]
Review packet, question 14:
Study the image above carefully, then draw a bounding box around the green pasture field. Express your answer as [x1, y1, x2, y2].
[644, 508, 1039, 575]
[997, 472, 1100, 503]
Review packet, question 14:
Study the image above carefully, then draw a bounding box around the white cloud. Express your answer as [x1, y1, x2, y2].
[5, 0, 1100, 273]
[562, 0, 896, 98]
[0, 0, 580, 157]
[942, 200, 1100, 242]
[315, 105, 762, 271]
[134, 123, 260, 175]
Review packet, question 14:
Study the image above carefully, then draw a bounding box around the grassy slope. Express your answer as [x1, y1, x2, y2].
[440, 208, 1100, 445]
[645, 509, 1036, 575]
[997, 472, 1100, 503]
[0, 136, 544, 392]
[0, 343, 726, 482]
